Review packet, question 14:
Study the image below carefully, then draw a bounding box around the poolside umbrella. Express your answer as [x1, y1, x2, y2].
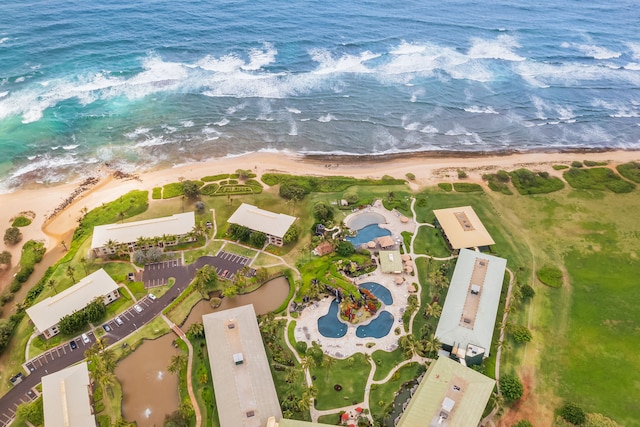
[401, 254, 411, 261]
[355, 407, 363, 413]
[367, 241, 376, 249]
[341, 413, 349, 421]
[394, 276, 404, 285]
[408, 284, 417, 293]
[400, 216, 409, 223]
[404, 265, 413, 273]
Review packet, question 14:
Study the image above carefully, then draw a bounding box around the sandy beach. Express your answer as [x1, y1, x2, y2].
[0, 149, 638, 294]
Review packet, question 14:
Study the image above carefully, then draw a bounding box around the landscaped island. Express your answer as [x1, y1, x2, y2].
[0, 151, 638, 427]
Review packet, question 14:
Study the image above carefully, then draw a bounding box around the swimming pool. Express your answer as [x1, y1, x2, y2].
[356, 311, 394, 338]
[347, 212, 386, 230]
[359, 282, 393, 305]
[346, 224, 391, 247]
[318, 299, 348, 338]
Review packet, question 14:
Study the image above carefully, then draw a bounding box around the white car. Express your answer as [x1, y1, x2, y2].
[148, 293, 156, 300]
[115, 316, 123, 326]
[81, 333, 90, 344]
[134, 304, 143, 313]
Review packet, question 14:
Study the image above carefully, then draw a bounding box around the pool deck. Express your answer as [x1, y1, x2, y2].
[294, 265, 415, 358]
[345, 200, 417, 237]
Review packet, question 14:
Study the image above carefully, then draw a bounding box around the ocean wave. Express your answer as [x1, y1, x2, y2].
[0, 37, 9, 44]
[318, 113, 336, 123]
[62, 144, 79, 150]
[214, 118, 230, 126]
[464, 106, 499, 114]
[181, 120, 194, 127]
[310, 49, 379, 75]
[468, 35, 525, 61]
[286, 107, 301, 114]
[561, 42, 621, 60]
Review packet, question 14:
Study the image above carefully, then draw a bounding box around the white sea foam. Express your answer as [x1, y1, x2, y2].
[288, 119, 298, 136]
[514, 61, 640, 87]
[0, 37, 9, 44]
[0, 91, 8, 98]
[464, 106, 499, 114]
[201, 126, 220, 135]
[575, 43, 621, 59]
[125, 127, 151, 139]
[624, 63, 640, 71]
[445, 124, 473, 136]
[242, 44, 277, 71]
[420, 125, 438, 134]
[226, 103, 246, 114]
[215, 118, 230, 126]
[286, 107, 301, 114]
[162, 125, 177, 133]
[318, 113, 336, 123]
[468, 35, 525, 61]
[134, 136, 168, 148]
[310, 49, 379, 75]
[15, 77, 25, 83]
[627, 42, 640, 61]
[592, 99, 640, 118]
[62, 144, 79, 150]
[181, 120, 194, 128]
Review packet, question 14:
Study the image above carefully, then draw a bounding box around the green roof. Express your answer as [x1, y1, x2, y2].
[379, 250, 402, 273]
[278, 419, 335, 427]
[397, 356, 495, 427]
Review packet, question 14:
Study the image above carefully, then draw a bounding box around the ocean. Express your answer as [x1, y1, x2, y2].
[0, 0, 639, 189]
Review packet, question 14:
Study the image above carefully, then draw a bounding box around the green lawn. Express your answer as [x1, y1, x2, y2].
[311, 353, 370, 410]
[412, 226, 450, 258]
[371, 348, 407, 381]
[563, 167, 636, 193]
[369, 362, 425, 422]
[190, 336, 219, 427]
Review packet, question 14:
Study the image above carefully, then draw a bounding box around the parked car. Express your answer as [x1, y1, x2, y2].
[134, 304, 143, 313]
[221, 269, 229, 278]
[148, 293, 156, 300]
[69, 340, 77, 350]
[81, 333, 90, 344]
[115, 316, 123, 326]
[127, 272, 135, 281]
[103, 324, 111, 332]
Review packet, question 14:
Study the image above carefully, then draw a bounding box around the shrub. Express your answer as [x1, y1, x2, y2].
[163, 182, 185, 199]
[584, 413, 620, 427]
[406, 173, 415, 181]
[564, 167, 635, 193]
[0, 251, 11, 267]
[279, 183, 308, 200]
[499, 373, 524, 402]
[200, 183, 220, 196]
[571, 161, 584, 168]
[616, 161, 640, 183]
[453, 182, 483, 192]
[295, 341, 308, 354]
[537, 266, 563, 288]
[4, 227, 22, 244]
[12, 216, 32, 227]
[152, 187, 162, 199]
[457, 169, 468, 179]
[437, 183, 452, 192]
[483, 173, 513, 195]
[513, 421, 534, 427]
[559, 402, 586, 425]
[584, 160, 607, 167]
[182, 180, 202, 199]
[343, 191, 359, 205]
[520, 284, 535, 300]
[510, 168, 564, 195]
[509, 324, 533, 343]
[195, 201, 206, 213]
[553, 165, 570, 170]
[201, 173, 230, 182]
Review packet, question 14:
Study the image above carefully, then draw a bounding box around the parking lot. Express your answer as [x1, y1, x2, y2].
[142, 259, 183, 288]
[199, 251, 255, 279]
[0, 388, 37, 427]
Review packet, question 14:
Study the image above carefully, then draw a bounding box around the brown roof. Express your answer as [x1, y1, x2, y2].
[376, 235, 395, 248]
[433, 206, 495, 249]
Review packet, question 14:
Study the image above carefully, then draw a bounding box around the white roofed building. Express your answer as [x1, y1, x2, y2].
[433, 206, 495, 251]
[91, 211, 195, 257]
[435, 249, 506, 365]
[42, 362, 97, 427]
[26, 269, 120, 339]
[227, 203, 296, 247]
[203, 304, 282, 427]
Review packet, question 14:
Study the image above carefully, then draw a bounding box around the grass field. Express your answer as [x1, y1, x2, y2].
[412, 225, 451, 258]
[310, 353, 370, 410]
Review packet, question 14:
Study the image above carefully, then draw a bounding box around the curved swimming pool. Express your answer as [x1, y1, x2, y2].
[359, 282, 393, 305]
[346, 224, 391, 247]
[318, 299, 348, 338]
[356, 311, 394, 338]
[347, 212, 386, 230]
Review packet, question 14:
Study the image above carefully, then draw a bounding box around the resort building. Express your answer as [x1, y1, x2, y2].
[91, 211, 196, 257]
[435, 249, 506, 365]
[227, 203, 296, 247]
[432, 206, 495, 251]
[269, 418, 334, 427]
[203, 304, 282, 427]
[26, 269, 120, 339]
[42, 362, 97, 427]
[379, 250, 403, 274]
[397, 356, 495, 427]
[313, 241, 334, 256]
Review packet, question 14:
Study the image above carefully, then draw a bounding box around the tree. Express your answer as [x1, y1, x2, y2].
[421, 333, 441, 357]
[16, 400, 44, 426]
[168, 353, 188, 374]
[186, 322, 205, 339]
[194, 201, 206, 214]
[279, 183, 307, 200]
[85, 298, 107, 323]
[520, 284, 535, 300]
[133, 250, 146, 265]
[283, 226, 299, 244]
[4, 227, 22, 245]
[300, 355, 316, 372]
[66, 265, 76, 282]
[559, 402, 586, 425]
[48, 279, 57, 294]
[222, 283, 238, 298]
[335, 241, 355, 257]
[405, 173, 416, 181]
[146, 247, 164, 262]
[508, 323, 533, 343]
[0, 250, 11, 267]
[194, 264, 217, 297]
[313, 202, 334, 223]
[499, 373, 524, 402]
[249, 231, 267, 247]
[424, 302, 442, 319]
[182, 180, 201, 199]
[343, 191, 359, 205]
[399, 334, 421, 358]
[322, 355, 336, 380]
[164, 410, 190, 427]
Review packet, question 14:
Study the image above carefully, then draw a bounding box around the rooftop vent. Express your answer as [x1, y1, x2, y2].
[233, 353, 244, 365]
[246, 411, 255, 418]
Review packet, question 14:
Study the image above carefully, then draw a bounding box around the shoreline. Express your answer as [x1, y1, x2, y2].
[0, 148, 638, 295]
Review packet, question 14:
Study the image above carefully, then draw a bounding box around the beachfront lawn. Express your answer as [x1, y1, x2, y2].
[310, 353, 369, 410]
[616, 161, 640, 183]
[412, 226, 450, 258]
[509, 168, 564, 195]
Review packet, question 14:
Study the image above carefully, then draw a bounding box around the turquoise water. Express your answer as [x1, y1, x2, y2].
[346, 224, 391, 247]
[359, 282, 393, 305]
[318, 299, 347, 338]
[1, 0, 639, 189]
[356, 311, 395, 339]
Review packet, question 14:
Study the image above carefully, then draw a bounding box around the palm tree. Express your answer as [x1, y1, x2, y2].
[66, 265, 75, 282]
[48, 279, 57, 294]
[186, 322, 205, 339]
[79, 257, 88, 275]
[297, 386, 317, 412]
[300, 355, 316, 372]
[284, 367, 301, 384]
[194, 265, 214, 297]
[168, 353, 188, 374]
[322, 355, 336, 380]
[424, 302, 442, 319]
[422, 333, 441, 357]
[399, 334, 421, 359]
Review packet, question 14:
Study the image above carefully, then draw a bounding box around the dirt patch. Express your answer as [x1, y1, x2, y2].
[498, 367, 550, 427]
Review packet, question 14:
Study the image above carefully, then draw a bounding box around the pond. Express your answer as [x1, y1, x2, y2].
[318, 299, 348, 338]
[116, 333, 180, 426]
[359, 282, 393, 305]
[346, 224, 391, 247]
[356, 311, 394, 338]
[183, 275, 290, 328]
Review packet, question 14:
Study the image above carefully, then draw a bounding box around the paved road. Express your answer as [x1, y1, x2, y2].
[0, 254, 215, 425]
